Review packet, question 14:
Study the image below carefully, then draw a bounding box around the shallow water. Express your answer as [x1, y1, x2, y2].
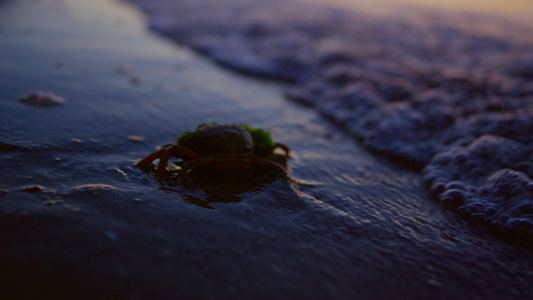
[1, 0, 533, 299]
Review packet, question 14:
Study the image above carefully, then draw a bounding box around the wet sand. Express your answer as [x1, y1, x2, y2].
[1, 0, 533, 299]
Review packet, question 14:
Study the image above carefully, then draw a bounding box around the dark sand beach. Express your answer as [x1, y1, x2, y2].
[1, 0, 533, 299]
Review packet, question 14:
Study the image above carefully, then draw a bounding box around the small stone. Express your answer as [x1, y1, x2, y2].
[23, 185, 44, 193]
[128, 135, 144, 142]
[44, 200, 56, 206]
[19, 92, 65, 107]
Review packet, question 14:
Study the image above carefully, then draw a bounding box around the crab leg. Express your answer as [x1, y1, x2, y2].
[135, 143, 176, 167]
[274, 142, 290, 158]
[156, 145, 201, 174]
[261, 153, 287, 167]
[179, 156, 216, 187]
[250, 156, 287, 174]
[181, 156, 216, 173]
[136, 149, 166, 167]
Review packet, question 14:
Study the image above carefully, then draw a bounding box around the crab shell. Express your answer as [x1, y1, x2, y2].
[179, 123, 255, 156]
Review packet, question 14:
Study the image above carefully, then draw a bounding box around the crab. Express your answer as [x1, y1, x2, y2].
[136, 123, 290, 178]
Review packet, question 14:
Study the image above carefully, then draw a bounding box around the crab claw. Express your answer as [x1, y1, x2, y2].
[136, 145, 201, 175]
[274, 142, 290, 158]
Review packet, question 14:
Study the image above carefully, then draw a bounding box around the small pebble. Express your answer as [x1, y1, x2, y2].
[43, 199, 64, 206]
[23, 185, 44, 193]
[19, 92, 65, 107]
[128, 135, 144, 142]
